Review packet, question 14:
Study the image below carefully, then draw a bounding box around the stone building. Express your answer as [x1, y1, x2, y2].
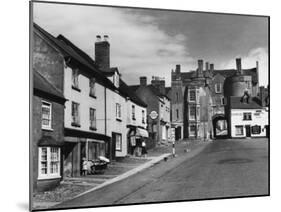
[130, 77, 171, 148]
[171, 58, 259, 140]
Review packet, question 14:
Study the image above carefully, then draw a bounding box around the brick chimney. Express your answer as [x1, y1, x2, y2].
[95, 35, 110, 72]
[175, 64, 181, 74]
[210, 63, 214, 74]
[236, 58, 242, 75]
[151, 77, 166, 95]
[140, 76, 147, 86]
[197, 59, 204, 77]
[205, 62, 209, 71]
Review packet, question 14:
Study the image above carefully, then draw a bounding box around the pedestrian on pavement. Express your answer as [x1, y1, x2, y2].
[141, 140, 147, 158]
[82, 157, 88, 176]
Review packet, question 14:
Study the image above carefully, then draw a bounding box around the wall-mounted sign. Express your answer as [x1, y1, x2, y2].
[150, 111, 158, 120]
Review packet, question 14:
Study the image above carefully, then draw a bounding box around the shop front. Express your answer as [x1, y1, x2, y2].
[127, 126, 149, 157]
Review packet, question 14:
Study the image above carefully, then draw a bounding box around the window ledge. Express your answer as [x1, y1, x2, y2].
[89, 126, 97, 131]
[116, 118, 122, 122]
[72, 85, 81, 92]
[42, 127, 54, 132]
[37, 175, 61, 180]
[89, 94, 96, 99]
[71, 122, 81, 127]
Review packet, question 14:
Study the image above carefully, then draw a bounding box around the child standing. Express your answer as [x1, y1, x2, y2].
[82, 157, 88, 176]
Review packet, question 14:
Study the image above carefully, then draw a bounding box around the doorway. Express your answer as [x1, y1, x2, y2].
[245, 125, 251, 137]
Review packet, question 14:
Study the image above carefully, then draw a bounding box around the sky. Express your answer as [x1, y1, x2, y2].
[33, 2, 268, 86]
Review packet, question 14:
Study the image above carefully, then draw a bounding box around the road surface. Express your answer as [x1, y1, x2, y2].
[55, 138, 268, 209]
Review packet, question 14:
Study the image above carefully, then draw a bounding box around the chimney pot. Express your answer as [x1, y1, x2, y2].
[197, 59, 204, 77]
[205, 62, 209, 71]
[210, 63, 214, 72]
[140, 76, 147, 86]
[96, 35, 101, 42]
[104, 35, 109, 41]
[236, 58, 242, 75]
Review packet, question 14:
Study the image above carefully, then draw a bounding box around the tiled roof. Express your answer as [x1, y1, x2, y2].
[33, 71, 65, 100]
[34, 23, 116, 91]
[229, 96, 262, 109]
[119, 80, 147, 107]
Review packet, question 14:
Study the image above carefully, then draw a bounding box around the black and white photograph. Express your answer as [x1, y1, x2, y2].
[30, 1, 269, 211]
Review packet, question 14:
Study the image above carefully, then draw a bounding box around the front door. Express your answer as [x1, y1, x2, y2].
[175, 127, 181, 140]
[245, 125, 251, 137]
[111, 133, 116, 160]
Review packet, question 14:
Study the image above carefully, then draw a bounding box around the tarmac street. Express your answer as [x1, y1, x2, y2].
[55, 138, 268, 209]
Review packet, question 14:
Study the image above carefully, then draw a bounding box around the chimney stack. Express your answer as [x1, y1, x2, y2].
[175, 64, 181, 74]
[197, 59, 204, 77]
[205, 62, 209, 71]
[151, 76, 166, 95]
[140, 76, 147, 87]
[236, 58, 242, 75]
[95, 35, 110, 72]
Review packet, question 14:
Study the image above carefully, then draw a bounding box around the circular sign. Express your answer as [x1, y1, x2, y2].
[150, 111, 158, 120]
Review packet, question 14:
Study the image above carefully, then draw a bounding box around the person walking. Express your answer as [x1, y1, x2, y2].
[141, 140, 147, 158]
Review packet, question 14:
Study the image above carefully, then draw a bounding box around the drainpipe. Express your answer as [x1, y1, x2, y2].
[104, 87, 108, 159]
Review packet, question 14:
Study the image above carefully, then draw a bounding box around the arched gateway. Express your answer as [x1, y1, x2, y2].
[212, 114, 229, 138]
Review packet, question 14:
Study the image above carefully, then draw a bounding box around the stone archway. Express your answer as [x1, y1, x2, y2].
[212, 114, 229, 138]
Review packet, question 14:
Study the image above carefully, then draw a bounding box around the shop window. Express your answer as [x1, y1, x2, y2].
[41, 101, 52, 130]
[38, 147, 60, 179]
[235, 125, 244, 136]
[252, 125, 261, 134]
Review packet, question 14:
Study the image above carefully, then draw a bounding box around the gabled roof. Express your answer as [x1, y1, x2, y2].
[34, 23, 116, 92]
[119, 79, 147, 107]
[33, 70, 65, 101]
[229, 96, 262, 109]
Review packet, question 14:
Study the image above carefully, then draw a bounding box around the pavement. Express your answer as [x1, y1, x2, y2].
[52, 137, 268, 209]
[33, 139, 207, 210]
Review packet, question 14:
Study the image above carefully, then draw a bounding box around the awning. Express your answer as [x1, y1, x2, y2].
[136, 128, 149, 138]
[38, 136, 63, 147]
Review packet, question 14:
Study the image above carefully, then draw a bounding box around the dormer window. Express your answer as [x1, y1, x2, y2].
[113, 73, 119, 88]
[241, 91, 250, 103]
[89, 77, 96, 97]
[72, 68, 80, 91]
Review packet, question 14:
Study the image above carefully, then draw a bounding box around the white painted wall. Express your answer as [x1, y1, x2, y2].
[126, 101, 147, 129]
[106, 88, 127, 157]
[230, 108, 268, 138]
[159, 96, 171, 141]
[64, 66, 106, 135]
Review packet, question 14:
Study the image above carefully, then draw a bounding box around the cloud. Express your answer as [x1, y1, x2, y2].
[219, 47, 268, 86]
[33, 3, 193, 86]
